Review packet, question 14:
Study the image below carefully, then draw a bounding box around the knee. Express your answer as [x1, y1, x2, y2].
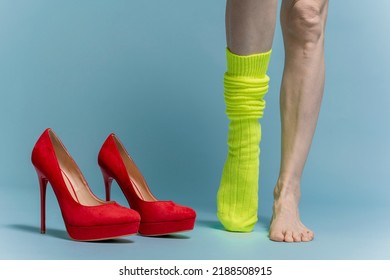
[284, 0, 326, 45]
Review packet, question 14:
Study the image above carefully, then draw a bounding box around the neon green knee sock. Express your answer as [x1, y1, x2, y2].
[217, 48, 271, 232]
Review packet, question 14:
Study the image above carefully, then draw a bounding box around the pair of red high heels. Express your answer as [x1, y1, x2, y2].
[31, 128, 196, 241]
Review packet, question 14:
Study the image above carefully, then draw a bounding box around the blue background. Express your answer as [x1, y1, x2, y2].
[1, 0, 389, 259]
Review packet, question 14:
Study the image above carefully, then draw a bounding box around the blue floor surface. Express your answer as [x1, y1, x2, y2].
[1, 185, 389, 260]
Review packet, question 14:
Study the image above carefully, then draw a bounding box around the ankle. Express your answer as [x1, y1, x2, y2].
[274, 177, 301, 201]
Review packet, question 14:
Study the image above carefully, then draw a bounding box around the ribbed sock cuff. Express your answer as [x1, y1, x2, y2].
[224, 48, 272, 120]
[226, 48, 272, 77]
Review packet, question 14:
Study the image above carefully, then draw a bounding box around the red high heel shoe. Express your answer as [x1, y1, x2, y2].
[98, 134, 196, 236]
[31, 128, 140, 241]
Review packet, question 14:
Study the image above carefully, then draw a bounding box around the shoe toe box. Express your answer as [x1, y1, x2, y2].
[138, 200, 196, 223]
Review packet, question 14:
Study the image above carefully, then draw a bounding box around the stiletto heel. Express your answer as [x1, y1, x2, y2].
[36, 169, 48, 234]
[98, 133, 196, 236]
[31, 128, 140, 241]
[101, 167, 113, 201]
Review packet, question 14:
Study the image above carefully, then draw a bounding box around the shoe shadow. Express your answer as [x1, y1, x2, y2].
[7, 224, 134, 243]
[142, 234, 190, 240]
[195, 220, 225, 231]
[89, 238, 134, 244]
[7, 224, 69, 240]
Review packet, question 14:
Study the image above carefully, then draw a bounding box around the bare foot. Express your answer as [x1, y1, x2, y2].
[269, 181, 314, 242]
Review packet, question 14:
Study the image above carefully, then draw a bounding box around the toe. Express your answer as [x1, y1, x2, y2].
[308, 230, 314, 240]
[301, 234, 311, 242]
[269, 231, 284, 242]
[302, 230, 314, 242]
[292, 232, 302, 242]
[284, 231, 294, 242]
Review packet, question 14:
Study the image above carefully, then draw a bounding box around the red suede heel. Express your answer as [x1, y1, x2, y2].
[31, 129, 140, 241]
[98, 134, 196, 236]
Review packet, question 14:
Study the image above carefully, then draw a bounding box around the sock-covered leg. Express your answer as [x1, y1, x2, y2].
[217, 48, 271, 232]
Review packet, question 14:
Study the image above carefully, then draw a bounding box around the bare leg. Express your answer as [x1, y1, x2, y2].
[226, 0, 277, 55]
[269, 0, 329, 242]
